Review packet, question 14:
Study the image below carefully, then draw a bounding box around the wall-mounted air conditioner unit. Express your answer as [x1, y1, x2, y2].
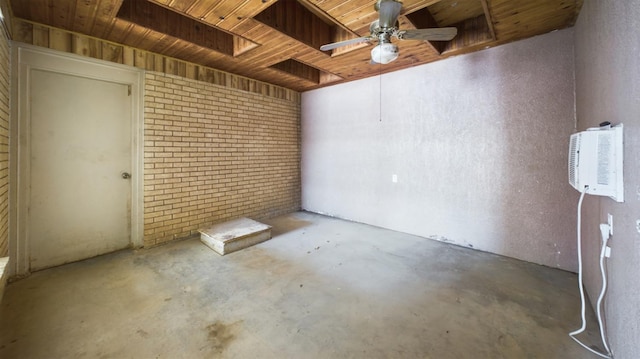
[568, 124, 624, 202]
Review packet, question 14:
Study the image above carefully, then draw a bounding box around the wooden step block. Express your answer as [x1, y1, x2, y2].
[199, 218, 272, 256]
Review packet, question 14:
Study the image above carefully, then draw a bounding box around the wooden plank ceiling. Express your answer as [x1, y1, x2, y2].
[9, 0, 583, 92]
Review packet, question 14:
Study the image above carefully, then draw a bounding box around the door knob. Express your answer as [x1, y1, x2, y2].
[121, 172, 131, 179]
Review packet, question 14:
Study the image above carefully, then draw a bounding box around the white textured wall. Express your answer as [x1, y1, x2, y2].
[574, 0, 640, 357]
[302, 29, 577, 270]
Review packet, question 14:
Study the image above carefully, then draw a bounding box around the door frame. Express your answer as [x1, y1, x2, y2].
[9, 44, 144, 276]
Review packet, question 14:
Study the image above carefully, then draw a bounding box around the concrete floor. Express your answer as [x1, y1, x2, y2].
[0, 211, 603, 358]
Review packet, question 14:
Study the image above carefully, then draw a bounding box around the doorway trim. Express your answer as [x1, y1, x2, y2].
[9, 43, 144, 276]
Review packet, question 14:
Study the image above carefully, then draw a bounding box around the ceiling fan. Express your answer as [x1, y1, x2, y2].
[320, 0, 458, 64]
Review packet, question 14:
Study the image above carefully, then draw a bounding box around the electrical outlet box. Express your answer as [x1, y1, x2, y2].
[607, 213, 613, 235]
[392, 174, 398, 183]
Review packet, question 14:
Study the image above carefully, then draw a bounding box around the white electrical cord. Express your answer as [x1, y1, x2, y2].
[596, 225, 611, 354]
[569, 187, 613, 358]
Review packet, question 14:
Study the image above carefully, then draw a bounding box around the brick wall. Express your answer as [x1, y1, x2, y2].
[8, 18, 302, 249]
[0, 15, 10, 256]
[144, 72, 301, 246]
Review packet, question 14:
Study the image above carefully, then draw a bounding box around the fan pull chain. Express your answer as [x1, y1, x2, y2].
[379, 63, 382, 122]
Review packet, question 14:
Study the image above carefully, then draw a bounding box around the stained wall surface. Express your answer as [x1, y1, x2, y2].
[574, 0, 640, 357]
[302, 29, 578, 271]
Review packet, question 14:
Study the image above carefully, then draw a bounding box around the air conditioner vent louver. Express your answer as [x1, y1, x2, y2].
[597, 133, 611, 185]
[568, 135, 578, 187]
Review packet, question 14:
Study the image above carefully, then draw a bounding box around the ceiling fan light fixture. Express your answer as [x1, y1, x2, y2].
[371, 42, 398, 64]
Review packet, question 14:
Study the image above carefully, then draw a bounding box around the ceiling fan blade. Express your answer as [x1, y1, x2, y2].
[399, 27, 458, 41]
[320, 37, 372, 51]
[378, 0, 403, 28]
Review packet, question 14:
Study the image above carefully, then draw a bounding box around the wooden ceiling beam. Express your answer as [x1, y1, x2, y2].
[270, 59, 321, 83]
[479, 0, 496, 40]
[441, 15, 493, 54]
[253, 0, 332, 52]
[147, 0, 275, 35]
[90, 0, 122, 38]
[297, 0, 355, 35]
[117, 0, 259, 58]
[151, 0, 194, 14]
[400, 0, 445, 15]
[9, 0, 586, 92]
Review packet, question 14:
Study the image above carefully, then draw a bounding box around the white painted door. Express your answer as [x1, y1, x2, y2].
[29, 69, 132, 271]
